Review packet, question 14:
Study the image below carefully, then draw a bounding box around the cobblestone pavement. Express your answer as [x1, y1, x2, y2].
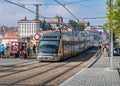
[0, 58, 36, 67]
[59, 54, 120, 86]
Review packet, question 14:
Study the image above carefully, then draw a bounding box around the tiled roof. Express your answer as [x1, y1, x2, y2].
[18, 16, 40, 22]
[47, 22, 57, 24]
[3, 32, 21, 39]
[39, 30, 53, 33]
[46, 22, 66, 25]
[19, 19, 27, 21]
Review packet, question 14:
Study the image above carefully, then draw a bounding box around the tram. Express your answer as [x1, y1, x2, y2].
[37, 31, 93, 61]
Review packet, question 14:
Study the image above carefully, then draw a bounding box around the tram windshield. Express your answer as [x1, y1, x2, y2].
[38, 40, 59, 53]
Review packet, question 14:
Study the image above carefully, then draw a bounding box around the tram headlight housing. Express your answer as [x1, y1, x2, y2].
[53, 54, 58, 60]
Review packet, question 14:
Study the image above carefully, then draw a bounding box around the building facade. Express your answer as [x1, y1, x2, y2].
[84, 26, 109, 46]
[46, 15, 65, 30]
[2, 32, 21, 47]
[54, 15, 63, 24]
[18, 17, 40, 37]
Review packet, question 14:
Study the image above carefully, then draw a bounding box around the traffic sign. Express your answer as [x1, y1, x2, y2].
[34, 33, 40, 40]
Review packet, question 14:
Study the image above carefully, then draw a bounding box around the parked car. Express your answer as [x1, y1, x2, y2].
[113, 47, 120, 56]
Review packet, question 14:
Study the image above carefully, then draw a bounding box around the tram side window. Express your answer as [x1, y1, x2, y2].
[74, 40, 79, 52]
[63, 41, 72, 54]
[79, 41, 85, 49]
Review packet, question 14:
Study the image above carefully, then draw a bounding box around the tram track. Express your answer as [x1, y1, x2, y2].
[44, 52, 97, 86]
[46, 53, 98, 86]
[41, 62, 84, 85]
[0, 62, 69, 85]
[0, 62, 51, 77]
[0, 61, 38, 72]
[11, 52, 96, 86]
[0, 50, 99, 86]
[10, 62, 83, 85]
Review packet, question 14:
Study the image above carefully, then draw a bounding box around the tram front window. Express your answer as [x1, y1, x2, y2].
[38, 40, 59, 53]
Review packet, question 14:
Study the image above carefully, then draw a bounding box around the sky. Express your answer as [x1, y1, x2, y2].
[0, 0, 107, 27]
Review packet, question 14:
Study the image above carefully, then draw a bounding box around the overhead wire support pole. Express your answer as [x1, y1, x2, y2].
[109, 0, 113, 70]
[24, 4, 42, 32]
[34, 4, 41, 32]
[4, 0, 45, 19]
[4, 0, 42, 33]
[54, 0, 79, 35]
[4, 0, 72, 31]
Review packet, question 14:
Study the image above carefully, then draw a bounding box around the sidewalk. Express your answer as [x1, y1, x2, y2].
[59, 53, 120, 86]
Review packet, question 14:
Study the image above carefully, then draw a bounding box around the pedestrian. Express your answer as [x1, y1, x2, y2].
[20, 44, 25, 59]
[5, 46, 10, 58]
[103, 45, 108, 57]
[106, 44, 109, 57]
[0, 45, 3, 58]
[26, 44, 30, 56]
[12, 45, 17, 58]
[16, 44, 20, 58]
[98, 44, 102, 51]
[101, 44, 105, 53]
[33, 44, 36, 55]
[1, 44, 5, 56]
[22, 46, 27, 59]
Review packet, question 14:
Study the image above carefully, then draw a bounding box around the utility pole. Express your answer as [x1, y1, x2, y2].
[109, 0, 113, 69]
[34, 4, 41, 31]
[23, 4, 42, 31]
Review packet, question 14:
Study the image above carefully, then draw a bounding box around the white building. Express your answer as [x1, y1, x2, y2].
[18, 17, 40, 37]
[84, 26, 109, 46]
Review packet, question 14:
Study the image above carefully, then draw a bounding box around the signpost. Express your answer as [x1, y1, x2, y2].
[34, 33, 40, 40]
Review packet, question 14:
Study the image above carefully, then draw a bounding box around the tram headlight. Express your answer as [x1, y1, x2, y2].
[54, 54, 57, 56]
[53, 54, 58, 60]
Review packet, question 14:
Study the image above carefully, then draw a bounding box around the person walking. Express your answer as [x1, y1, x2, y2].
[1, 44, 5, 57]
[22, 46, 27, 59]
[0, 45, 3, 58]
[26, 44, 30, 57]
[32, 44, 36, 55]
[5, 46, 10, 58]
[103, 45, 109, 57]
[106, 44, 109, 57]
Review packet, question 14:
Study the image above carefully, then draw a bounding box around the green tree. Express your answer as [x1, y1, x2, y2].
[45, 24, 52, 30]
[68, 20, 76, 28]
[78, 23, 84, 31]
[113, 0, 120, 37]
[69, 20, 84, 31]
[104, 0, 120, 38]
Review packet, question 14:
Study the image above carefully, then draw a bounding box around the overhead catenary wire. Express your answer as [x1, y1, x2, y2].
[3, 0, 59, 23]
[83, 17, 106, 21]
[3, 0, 73, 29]
[3, 0, 103, 22]
[42, 0, 95, 5]
[54, 0, 79, 22]
[64, 0, 94, 5]
[4, 0, 45, 18]
[3, 0, 105, 26]
[2, 0, 95, 5]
